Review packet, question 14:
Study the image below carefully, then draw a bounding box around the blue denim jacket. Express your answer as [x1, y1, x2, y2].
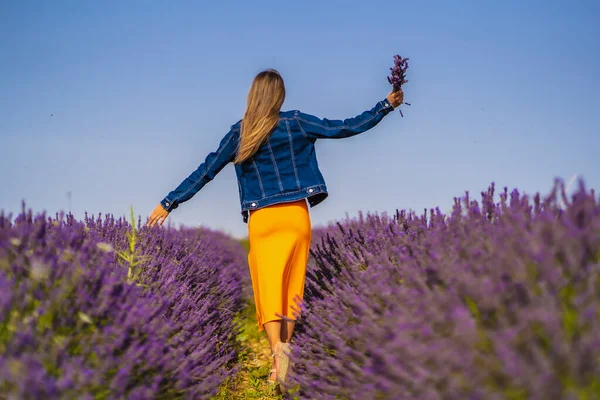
[160, 97, 395, 223]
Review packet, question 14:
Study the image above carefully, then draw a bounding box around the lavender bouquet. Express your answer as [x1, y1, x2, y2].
[387, 54, 411, 116]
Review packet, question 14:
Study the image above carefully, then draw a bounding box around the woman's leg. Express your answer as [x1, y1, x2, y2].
[264, 320, 283, 348]
[264, 320, 283, 381]
[280, 320, 296, 343]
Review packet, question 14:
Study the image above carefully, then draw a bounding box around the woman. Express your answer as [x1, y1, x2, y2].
[147, 69, 404, 388]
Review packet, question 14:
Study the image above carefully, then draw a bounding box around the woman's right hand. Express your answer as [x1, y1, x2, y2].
[386, 89, 405, 108]
[147, 204, 170, 227]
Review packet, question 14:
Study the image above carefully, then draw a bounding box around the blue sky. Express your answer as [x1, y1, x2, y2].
[1, 0, 599, 238]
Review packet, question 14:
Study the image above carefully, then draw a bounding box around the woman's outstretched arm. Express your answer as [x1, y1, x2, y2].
[147, 128, 238, 227]
[296, 90, 404, 140]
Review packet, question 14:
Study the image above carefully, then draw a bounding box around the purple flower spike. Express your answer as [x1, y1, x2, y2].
[387, 54, 411, 116]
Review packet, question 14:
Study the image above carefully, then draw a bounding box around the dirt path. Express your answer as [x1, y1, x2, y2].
[214, 299, 285, 400]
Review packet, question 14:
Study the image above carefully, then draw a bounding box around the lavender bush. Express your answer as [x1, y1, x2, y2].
[0, 206, 248, 399]
[288, 181, 600, 399]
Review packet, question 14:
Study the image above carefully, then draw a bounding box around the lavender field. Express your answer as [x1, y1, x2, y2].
[1, 180, 599, 399]
[0, 207, 249, 399]
[288, 181, 600, 399]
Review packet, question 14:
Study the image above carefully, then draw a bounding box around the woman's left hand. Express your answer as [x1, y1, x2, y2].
[386, 89, 405, 108]
[147, 204, 170, 227]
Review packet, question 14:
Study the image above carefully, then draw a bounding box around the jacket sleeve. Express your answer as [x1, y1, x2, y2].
[160, 128, 238, 212]
[296, 97, 395, 140]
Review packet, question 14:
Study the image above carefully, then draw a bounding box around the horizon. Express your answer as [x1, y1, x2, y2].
[1, 175, 587, 240]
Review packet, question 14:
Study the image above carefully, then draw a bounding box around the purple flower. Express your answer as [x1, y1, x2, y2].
[387, 54, 411, 116]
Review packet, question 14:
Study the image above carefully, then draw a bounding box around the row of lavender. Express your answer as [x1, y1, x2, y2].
[0, 206, 249, 399]
[288, 181, 600, 400]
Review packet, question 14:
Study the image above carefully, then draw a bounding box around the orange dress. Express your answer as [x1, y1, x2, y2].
[247, 199, 312, 331]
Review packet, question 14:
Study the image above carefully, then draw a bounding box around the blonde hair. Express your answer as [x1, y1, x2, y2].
[234, 69, 285, 164]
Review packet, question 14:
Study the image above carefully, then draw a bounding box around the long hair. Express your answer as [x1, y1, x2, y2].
[234, 69, 285, 164]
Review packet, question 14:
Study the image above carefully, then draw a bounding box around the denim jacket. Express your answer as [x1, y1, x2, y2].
[160, 97, 395, 223]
